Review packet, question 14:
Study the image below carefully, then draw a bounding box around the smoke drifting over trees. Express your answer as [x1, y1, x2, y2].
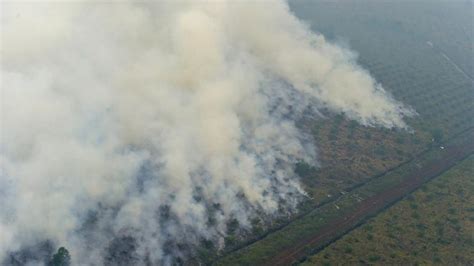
[0, 1, 413, 264]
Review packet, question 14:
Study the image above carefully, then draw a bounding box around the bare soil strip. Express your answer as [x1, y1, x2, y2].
[268, 130, 474, 265]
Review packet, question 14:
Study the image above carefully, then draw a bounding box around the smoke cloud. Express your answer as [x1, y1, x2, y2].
[0, 1, 413, 264]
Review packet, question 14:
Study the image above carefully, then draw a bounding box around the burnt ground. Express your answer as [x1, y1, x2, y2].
[266, 129, 474, 266]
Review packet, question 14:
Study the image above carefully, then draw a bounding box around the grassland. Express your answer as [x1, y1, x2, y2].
[302, 155, 474, 266]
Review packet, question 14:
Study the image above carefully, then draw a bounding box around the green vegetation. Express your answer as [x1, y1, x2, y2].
[302, 156, 474, 265]
[291, 0, 474, 142]
[215, 130, 472, 265]
[291, 0, 473, 218]
[198, 1, 474, 264]
[49, 247, 71, 266]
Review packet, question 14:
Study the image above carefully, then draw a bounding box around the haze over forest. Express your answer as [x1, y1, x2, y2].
[1, 0, 472, 265]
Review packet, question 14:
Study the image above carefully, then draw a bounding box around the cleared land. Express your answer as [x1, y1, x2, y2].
[302, 155, 474, 266]
[215, 129, 474, 265]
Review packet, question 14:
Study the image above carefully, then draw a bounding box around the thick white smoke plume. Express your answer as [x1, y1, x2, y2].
[0, 1, 413, 264]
